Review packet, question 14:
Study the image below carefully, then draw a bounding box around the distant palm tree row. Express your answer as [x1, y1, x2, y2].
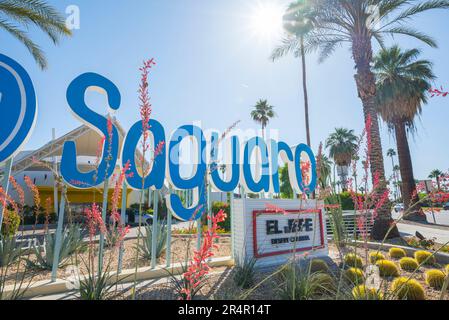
[269, 0, 449, 239]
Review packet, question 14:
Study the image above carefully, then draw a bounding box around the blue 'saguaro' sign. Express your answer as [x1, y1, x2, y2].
[60, 73, 317, 221]
[0, 54, 37, 163]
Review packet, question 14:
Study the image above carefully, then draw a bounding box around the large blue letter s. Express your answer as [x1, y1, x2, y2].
[61, 73, 120, 188]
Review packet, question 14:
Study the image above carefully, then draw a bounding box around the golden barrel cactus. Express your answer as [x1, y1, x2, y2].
[391, 277, 426, 300]
[399, 258, 419, 272]
[376, 260, 400, 277]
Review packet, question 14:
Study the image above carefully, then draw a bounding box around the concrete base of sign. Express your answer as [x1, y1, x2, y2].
[232, 199, 328, 268]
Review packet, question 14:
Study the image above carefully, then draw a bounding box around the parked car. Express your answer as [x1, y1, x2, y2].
[393, 203, 404, 213]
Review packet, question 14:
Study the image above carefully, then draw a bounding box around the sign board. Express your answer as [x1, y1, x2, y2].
[233, 199, 328, 268]
[253, 209, 325, 259]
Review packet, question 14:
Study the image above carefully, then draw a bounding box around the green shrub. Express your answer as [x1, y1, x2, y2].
[399, 258, 419, 272]
[1, 209, 21, 237]
[234, 257, 256, 289]
[369, 252, 385, 264]
[212, 202, 231, 231]
[344, 253, 363, 268]
[308, 259, 329, 274]
[137, 220, 167, 262]
[389, 248, 407, 259]
[391, 277, 426, 300]
[339, 192, 363, 210]
[376, 260, 400, 277]
[425, 269, 446, 290]
[414, 251, 436, 266]
[344, 268, 365, 285]
[352, 285, 383, 300]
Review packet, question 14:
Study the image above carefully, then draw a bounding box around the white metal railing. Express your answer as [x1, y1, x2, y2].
[326, 211, 374, 239]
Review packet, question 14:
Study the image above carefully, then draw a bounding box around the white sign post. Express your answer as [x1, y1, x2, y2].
[232, 198, 328, 268]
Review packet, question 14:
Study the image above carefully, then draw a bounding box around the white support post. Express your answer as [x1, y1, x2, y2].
[0, 157, 13, 233]
[151, 191, 159, 269]
[166, 186, 172, 268]
[51, 189, 66, 282]
[117, 182, 127, 274]
[230, 191, 235, 259]
[98, 178, 109, 274]
[207, 183, 212, 231]
[52, 128, 59, 216]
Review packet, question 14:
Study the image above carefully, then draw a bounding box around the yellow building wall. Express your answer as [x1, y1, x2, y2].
[37, 187, 132, 212]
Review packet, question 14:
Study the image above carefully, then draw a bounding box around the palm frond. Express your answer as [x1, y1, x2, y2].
[0, 19, 47, 68]
[383, 26, 437, 48]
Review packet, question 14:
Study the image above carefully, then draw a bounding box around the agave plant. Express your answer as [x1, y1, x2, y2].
[27, 224, 86, 270]
[233, 257, 257, 289]
[137, 220, 167, 262]
[0, 235, 24, 268]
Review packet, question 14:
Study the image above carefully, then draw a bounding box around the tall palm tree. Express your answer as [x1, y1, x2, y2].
[305, 0, 449, 238]
[250, 99, 276, 139]
[429, 169, 443, 191]
[374, 46, 435, 222]
[0, 0, 71, 69]
[326, 128, 358, 190]
[271, 0, 316, 147]
[387, 148, 399, 200]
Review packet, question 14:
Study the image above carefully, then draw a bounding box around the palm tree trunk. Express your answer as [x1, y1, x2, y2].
[300, 35, 311, 147]
[394, 122, 426, 222]
[351, 33, 399, 239]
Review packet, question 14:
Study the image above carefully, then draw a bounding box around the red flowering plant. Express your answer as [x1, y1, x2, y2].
[172, 210, 226, 300]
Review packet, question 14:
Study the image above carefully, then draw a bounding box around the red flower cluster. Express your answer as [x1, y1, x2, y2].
[9, 176, 25, 207]
[139, 59, 156, 155]
[265, 203, 289, 215]
[84, 203, 107, 240]
[429, 87, 449, 98]
[181, 209, 227, 300]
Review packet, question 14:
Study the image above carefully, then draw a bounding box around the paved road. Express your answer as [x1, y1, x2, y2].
[392, 210, 449, 244]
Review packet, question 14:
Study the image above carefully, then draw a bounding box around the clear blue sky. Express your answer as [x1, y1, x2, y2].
[3, 0, 449, 180]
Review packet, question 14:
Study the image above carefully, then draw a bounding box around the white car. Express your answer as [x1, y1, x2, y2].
[393, 203, 404, 213]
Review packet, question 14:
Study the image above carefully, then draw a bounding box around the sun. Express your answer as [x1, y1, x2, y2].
[249, 2, 285, 42]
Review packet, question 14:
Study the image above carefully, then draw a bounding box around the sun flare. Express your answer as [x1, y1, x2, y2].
[249, 2, 284, 41]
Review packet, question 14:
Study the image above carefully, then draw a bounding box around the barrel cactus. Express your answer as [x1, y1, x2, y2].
[425, 269, 446, 290]
[352, 285, 383, 300]
[344, 268, 365, 285]
[391, 277, 426, 300]
[414, 251, 436, 266]
[389, 248, 407, 259]
[376, 260, 400, 277]
[308, 259, 329, 274]
[399, 258, 420, 272]
[369, 252, 385, 264]
[344, 253, 363, 268]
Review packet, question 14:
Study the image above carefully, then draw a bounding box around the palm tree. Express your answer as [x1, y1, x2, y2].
[387, 148, 399, 200]
[0, 0, 71, 69]
[305, 0, 449, 239]
[325, 128, 358, 191]
[429, 169, 443, 191]
[374, 46, 435, 222]
[250, 99, 276, 139]
[318, 154, 332, 190]
[271, 0, 316, 147]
